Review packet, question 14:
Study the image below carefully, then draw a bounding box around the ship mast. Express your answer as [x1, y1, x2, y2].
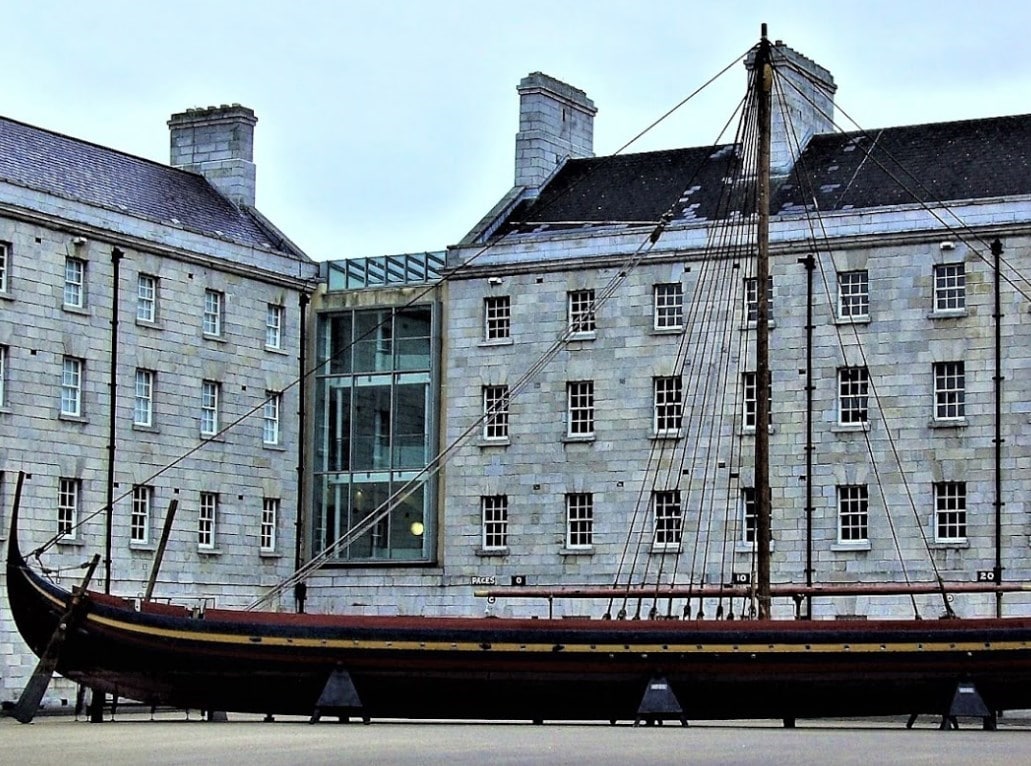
[753, 26, 773, 619]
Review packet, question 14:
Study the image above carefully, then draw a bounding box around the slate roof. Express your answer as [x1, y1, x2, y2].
[495, 145, 753, 237]
[776, 115, 1031, 213]
[0, 115, 307, 258]
[493, 114, 1031, 239]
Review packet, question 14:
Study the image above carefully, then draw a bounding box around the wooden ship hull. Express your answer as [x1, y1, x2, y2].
[9, 515, 1031, 722]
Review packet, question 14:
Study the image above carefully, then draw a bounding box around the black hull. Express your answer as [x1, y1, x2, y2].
[9, 524, 1031, 721]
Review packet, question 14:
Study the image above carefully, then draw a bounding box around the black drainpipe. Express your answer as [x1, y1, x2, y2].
[799, 254, 815, 619]
[294, 292, 309, 612]
[992, 238, 1004, 617]
[104, 246, 124, 594]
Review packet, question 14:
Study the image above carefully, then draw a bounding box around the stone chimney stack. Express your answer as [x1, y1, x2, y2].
[746, 41, 836, 176]
[168, 104, 258, 207]
[515, 73, 597, 191]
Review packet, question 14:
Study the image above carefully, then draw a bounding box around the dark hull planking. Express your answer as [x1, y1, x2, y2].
[9, 530, 1031, 721]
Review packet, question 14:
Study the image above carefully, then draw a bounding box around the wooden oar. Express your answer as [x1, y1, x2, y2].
[11, 553, 100, 723]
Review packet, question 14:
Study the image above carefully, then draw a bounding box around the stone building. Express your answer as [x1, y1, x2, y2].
[0, 105, 318, 708]
[305, 44, 1031, 623]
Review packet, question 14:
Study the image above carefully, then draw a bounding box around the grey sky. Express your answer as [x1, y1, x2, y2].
[3, 0, 1028, 261]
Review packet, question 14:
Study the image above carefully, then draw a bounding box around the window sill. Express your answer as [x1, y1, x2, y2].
[567, 331, 596, 342]
[562, 434, 595, 444]
[831, 541, 872, 552]
[560, 547, 594, 556]
[202, 333, 227, 343]
[735, 541, 776, 554]
[55, 537, 84, 547]
[259, 550, 282, 559]
[928, 309, 968, 320]
[739, 426, 777, 437]
[476, 548, 508, 557]
[929, 418, 968, 430]
[477, 438, 510, 448]
[129, 543, 156, 553]
[929, 540, 970, 550]
[136, 318, 162, 330]
[132, 423, 159, 434]
[200, 433, 225, 442]
[651, 327, 684, 336]
[0, 291, 13, 302]
[650, 431, 682, 441]
[833, 316, 870, 326]
[197, 547, 222, 556]
[478, 338, 514, 348]
[59, 413, 88, 424]
[62, 304, 90, 316]
[832, 422, 870, 433]
[264, 345, 288, 355]
[262, 442, 287, 451]
[650, 545, 682, 555]
[740, 321, 777, 331]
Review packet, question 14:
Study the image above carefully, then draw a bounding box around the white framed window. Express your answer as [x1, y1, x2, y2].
[742, 372, 756, 429]
[263, 391, 281, 445]
[0, 241, 9, 293]
[653, 282, 684, 330]
[131, 485, 152, 545]
[838, 366, 869, 425]
[837, 484, 869, 543]
[652, 490, 682, 550]
[565, 493, 594, 549]
[0, 344, 7, 408]
[481, 495, 508, 551]
[837, 270, 869, 320]
[61, 356, 83, 417]
[566, 380, 594, 437]
[567, 289, 596, 336]
[266, 303, 284, 349]
[137, 274, 157, 322]
[933, 361, 965, 421]
[482, 385, 509, 441]
[261, 497, 279, 553]
[201, 380, 220, 436]
[484, 295, 511, 341]
[934, 481, 967, 543]
[744, 276, 774, 323]
[934, 263, 966, 312]
[134, 369, 154, 427]
[58, 477, 80, 539]
[741, 486, 757, 544]
[198, 492, 218, 549]
[203, 289, 224, 336]
[741, 372, 772, 431]
[64, 257, 86, 308]
[653, 376, 683, 436]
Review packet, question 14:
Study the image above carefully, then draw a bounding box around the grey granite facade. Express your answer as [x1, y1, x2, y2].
[0, 107, 318, 710]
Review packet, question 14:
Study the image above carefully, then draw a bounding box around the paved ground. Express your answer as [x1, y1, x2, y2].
[3, 713, 1031, 766]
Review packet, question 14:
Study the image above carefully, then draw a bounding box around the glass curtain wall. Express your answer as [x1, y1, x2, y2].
[314, 306, 436, 562]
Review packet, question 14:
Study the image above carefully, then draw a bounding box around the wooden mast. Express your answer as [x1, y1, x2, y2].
[754, 26, 773, 619]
